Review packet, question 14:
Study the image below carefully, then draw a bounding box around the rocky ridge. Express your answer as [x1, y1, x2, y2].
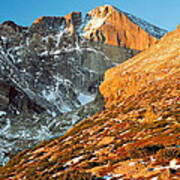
[33, 5, 167, 50]
[0, 28, 179, 179]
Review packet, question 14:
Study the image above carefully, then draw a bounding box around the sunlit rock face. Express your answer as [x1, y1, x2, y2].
[83, 5, 167, 50]
[0, 28, 178, 180]
[0, 5, 166, 165]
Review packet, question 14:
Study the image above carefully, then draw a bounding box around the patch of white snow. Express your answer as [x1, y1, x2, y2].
[0, 111, 6, 116]
[86, 17, 106, 29]
[77, 93, 95, 105]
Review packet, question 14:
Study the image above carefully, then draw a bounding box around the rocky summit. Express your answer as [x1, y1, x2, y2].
[0, 5, 167, 165]
[84, 5, 166, 50]
[0, 26, 179, 179]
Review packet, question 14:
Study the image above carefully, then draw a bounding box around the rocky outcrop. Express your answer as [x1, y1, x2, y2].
[64, 12, 82, 35]
[32, 12, 82, 36]
[31, 16, 66, 36]
[1, 5, 147, 116]
[0, 28, 179, 179]
[0, 32, 137, 116]
[0, 81, 10, 111]
[0, 26, 138, 165]
[0, 82, 45, 114]
[0, 21, 27, 36]
[1, 21, 27, 33]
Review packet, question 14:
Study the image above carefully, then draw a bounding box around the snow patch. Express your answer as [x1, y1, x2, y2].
[55, 30, 67, 47]
[169, 159, 180, 169]
[86, 17, 106, 29]
[60, 104, 72, 113]
[83, 16, 106, 37]
[64, 156, 84, 166]
[152, 159, 180, 171]
[0, 118, 11, 134]
[77, 93, 95, 105]
[151, 177, 158, 180]
[42, 89, 57, 102]
[129, 162, 136, 166]
[40, 51, 48, 56]
[0, 111, 6, 116]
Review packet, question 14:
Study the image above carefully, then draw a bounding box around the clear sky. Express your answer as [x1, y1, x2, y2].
[0, 0, 179, 31]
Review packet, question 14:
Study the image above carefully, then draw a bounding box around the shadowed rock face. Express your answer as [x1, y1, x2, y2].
[0, 28, 179, 179]
[0, 82, 44, 114]
[0, 32, 138, 116]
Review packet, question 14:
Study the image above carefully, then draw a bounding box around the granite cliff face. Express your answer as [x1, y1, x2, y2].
[0, 5, 167, 166]
[0, 28, 179, 179]
[83, 5, 166, 50]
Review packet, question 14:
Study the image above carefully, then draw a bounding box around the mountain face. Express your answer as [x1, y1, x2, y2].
[0, 27, 179, 179]
[0, 12, 142, 116]
[0, 5, 167, 166]
[0, 5, 166, 116]
[84, 5, 167, 50]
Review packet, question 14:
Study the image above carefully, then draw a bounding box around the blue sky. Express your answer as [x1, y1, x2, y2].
[0, 0, 179, 31]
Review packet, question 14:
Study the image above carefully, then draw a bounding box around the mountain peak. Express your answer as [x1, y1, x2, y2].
[88, 4, 116, 16]
[83, 5, 167, 50]
[1, 20, 27, 32]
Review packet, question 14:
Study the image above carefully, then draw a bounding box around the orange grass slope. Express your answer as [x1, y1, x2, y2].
[0, 29, 179, 180]
[100, 28, 180, 109]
